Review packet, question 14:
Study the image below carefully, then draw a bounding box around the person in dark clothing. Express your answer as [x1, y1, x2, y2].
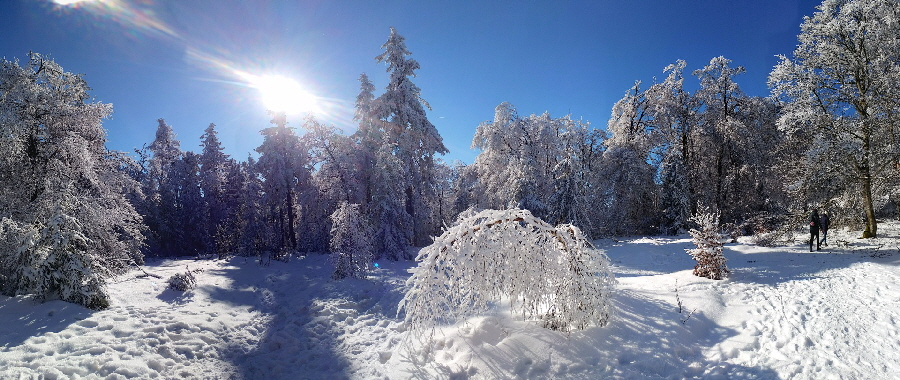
[809, 209, 821, 252]
[820, 211, 830, 246]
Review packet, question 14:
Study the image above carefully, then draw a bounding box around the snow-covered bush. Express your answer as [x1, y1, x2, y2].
[167, 268, 197, 291]
[686, 209, 729, 280]
[0, 54, 145, 309]
[329, 202, 374, 279]
[4, 208, 110, 309]
[399, 208, 616, 333]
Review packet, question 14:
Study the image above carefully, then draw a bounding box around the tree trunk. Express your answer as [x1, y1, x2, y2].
[287, 187, 297, 250]
[860, 173, 878, 238]
[859, 125, 877, 238]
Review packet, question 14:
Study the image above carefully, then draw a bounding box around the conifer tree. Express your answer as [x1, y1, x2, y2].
[199, 123, 231, 256]
[686, 208, 728, 280]
[374, 27, 448, 248]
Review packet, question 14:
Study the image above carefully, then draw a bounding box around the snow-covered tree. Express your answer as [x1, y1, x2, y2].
[0, 53, 144, 308]
[238, 156, 268, 257]
[648, 61, 698, 232]
[255, 112, 312, 258]
[686, 208, 728, 280]
[374, 27, 448, 247]
[470, 103, 601, 234]
[142, 118, 183, 256]
[399, 209, 616, 333]
[199, 123, 231, 256]
[329, 202, 374, 279]
[371, 141, 413, 260]
[601, 82, 662, 235]
[352, 73, 381, 209]
[169, 151, 205, 256]
[770, 0, 900, 237]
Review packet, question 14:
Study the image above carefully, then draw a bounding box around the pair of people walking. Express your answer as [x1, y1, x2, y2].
[809, 209, 830, 251]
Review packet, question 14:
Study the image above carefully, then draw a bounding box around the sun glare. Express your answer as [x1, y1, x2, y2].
[53, 0, 95, 5]
[249, 74, 319, 115]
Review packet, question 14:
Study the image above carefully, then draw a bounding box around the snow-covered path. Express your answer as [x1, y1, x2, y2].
[1, 223, 899, 379]
[712, 249, 900, 378]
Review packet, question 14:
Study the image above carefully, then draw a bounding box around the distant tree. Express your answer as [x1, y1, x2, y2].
[239, 156, 268, 257]
[169, 151, 204, 256]
[647, 60, 698, 232]
[216, 158, 246, 258]
[601, 81, 661, 235]
[255, 112, 312, 258]
[352, 73, 381, 209]
[692, 57, 749, 219]
[0, 53, 144, 308]
[469, 102, 604, 236]
[770, 0, 900, 237]
[143, 118, 183, 256]
[199, 123, 231, 256]
[304, 116, 358, 253]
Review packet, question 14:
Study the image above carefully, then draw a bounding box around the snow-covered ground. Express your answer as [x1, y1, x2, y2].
[2, 222, 899, 379]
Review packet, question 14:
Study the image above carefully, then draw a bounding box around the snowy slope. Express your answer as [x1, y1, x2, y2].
[1, 222, 899, 379]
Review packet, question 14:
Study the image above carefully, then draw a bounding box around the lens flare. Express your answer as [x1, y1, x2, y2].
[248, 74, 320, 115]
[50, 0, 179, 40]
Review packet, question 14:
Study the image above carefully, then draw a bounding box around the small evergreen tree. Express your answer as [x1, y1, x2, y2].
[686, 208, 729, 280]
[329, 202, 374, 279]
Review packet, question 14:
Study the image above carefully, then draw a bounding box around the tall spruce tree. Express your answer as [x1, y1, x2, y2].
[373, 27, 448, 249]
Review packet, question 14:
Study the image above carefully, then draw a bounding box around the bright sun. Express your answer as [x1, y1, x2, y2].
[52, 0, 95, 5]
[249, 74, 319, 115]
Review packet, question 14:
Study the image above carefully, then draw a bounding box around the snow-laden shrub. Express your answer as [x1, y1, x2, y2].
[399, 208, 616, 333]
[167, 268, 197, 291]
[3, 209, 109, 309]
[687, 209, 729, 280]
[329, 202, 374, 279]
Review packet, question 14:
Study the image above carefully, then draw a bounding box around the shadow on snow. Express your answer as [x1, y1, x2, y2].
[0, 295, 95, 348]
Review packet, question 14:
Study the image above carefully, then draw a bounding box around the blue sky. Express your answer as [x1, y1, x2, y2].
[1, 0, 821, 164]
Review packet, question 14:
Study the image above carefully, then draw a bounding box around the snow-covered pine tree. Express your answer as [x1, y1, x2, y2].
[255, 112, 312, 258]
[352, 73, 381, 209]
[143, 118, 184, 257]
[239, 156, 268, 257]
[0, 53, 144, 308]
[686, 208, 729, 280]
[329, 202, 374, 279]
[216, 158, 248, 258]
[399, 209, 615, 334]
[374, 27, 447, 247]
[371, 142, 413, 260]
[199, 123, 231, 256]
[170, 151, 205, 256]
